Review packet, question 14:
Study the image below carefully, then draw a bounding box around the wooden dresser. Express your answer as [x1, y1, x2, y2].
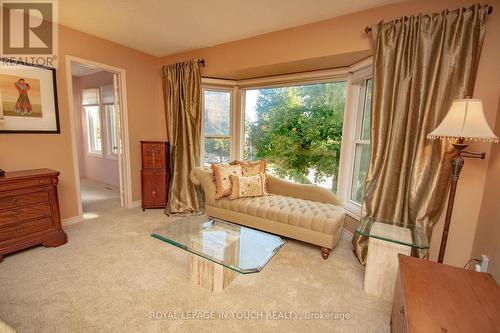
[392, 254, 500, 333]
[0, 169, 67, 262]
[140, 141, 168, 211]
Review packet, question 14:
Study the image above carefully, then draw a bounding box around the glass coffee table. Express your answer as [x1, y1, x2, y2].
[355, 217, 429, 301]
[152, 215, 285, 291]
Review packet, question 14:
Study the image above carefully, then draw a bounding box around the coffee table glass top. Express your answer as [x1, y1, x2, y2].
[355, 217, 429, 249]
[151, 215, 286, 274]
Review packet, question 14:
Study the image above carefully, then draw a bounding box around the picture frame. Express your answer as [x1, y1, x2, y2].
[0, 58, 60, 134]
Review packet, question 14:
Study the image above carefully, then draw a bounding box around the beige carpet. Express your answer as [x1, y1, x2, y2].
[0, 181, 391, 333]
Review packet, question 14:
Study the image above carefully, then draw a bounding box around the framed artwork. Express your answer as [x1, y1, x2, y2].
[0, 58, 60, 133]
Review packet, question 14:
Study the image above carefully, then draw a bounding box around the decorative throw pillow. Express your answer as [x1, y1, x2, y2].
[229, 160, 266, 176]
[212, 163, 242, 200]
[229, 174, 268, 200]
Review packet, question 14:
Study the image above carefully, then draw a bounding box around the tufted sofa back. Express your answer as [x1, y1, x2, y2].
[190, 167, 343, 207]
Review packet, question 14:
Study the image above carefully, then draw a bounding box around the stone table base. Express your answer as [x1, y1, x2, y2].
[190, 254, 237, 292]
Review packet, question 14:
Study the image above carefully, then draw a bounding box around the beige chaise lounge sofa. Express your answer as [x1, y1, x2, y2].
[191, 167, 345, 259]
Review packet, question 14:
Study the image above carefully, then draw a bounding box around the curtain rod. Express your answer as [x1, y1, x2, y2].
[364, 5, 493, 33]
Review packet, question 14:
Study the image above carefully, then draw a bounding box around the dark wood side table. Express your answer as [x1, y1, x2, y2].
[140, 141, 169, 211]
[0, 169, 67, 262]
[392, 254, 500, 332]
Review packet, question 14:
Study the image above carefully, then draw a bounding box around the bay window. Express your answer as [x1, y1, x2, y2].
[200, 59, 373, 218]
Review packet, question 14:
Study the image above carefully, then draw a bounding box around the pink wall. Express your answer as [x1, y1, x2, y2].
[73, 71, 119, 186]
[472, 95, 500, 281]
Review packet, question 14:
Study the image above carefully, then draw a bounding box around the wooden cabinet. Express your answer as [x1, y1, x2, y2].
[392, 254, 500, 333]
[0, 169, 67, 262]
[141, 141, 168, 211]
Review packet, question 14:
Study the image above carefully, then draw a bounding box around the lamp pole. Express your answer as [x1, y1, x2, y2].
[438, 138, 485, 263]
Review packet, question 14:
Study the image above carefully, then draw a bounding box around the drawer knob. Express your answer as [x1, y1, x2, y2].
[12, 198, 18, 204]
[39, 179, 43, 184]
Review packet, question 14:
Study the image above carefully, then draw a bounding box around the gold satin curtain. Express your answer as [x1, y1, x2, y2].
[162, 60, 203, 215]
[353, 4, 489, 263]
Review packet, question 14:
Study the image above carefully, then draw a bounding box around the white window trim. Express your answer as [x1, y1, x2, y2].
[83, 105, 103, 158]
[201, 85, 236, 165]
[337, 62, 373, 219]
[104, 103, 118, 160]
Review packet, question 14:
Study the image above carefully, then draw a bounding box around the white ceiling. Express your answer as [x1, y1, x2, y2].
[59, 0, 404, 57]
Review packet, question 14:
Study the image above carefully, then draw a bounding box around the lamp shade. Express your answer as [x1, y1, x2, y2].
[428, 99, 499, 143]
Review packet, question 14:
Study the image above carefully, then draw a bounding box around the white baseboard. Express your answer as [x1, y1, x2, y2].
[62, 215, 83, 226]
[341, 227, 353, 242]
[131, 200, 142, 208]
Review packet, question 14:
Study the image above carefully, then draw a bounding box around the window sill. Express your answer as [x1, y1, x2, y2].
[87, 152, 103, 158]
[344, 202, 362, 221]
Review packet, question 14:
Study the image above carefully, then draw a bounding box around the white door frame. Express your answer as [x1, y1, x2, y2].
[65, 55, 133, 219]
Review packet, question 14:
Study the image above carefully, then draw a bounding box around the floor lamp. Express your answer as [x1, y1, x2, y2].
[427, 99, 498, 264]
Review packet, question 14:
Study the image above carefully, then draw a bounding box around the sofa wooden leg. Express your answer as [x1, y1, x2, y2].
[321, 247, 331, 260]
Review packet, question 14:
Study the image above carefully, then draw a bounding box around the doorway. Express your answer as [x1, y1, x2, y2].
[66, 56, 132, 219]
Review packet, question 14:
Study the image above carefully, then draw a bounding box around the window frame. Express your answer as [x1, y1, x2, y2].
[337, 65, 373, 219]
[104, 104, 118, 159]
[81, 85, 119, 160]
[100, 84, 118, 160]
[84, 105, 103, 157]
[82, 88, 103, 157]
[239, 77, 348, 187]
[201, 85, 236, 165]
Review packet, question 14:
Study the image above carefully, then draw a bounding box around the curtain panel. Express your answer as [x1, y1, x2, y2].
[353, 4, 489, 263]
[162, 59, 203, 215]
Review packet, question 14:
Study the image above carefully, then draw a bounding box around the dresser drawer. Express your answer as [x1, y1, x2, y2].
[141, 142, 166, 169]
[0, 176, 51, 192]
[0, 202, 51, 225]
[0, 217, 52, 242]
[0, 192, 49, 211]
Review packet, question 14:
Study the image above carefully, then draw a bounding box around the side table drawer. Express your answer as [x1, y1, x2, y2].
[0, 202, 52, 226]
[0, 176, 51, 192]
[0, 217, 52, 242]
[0, 192, 49, 211]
